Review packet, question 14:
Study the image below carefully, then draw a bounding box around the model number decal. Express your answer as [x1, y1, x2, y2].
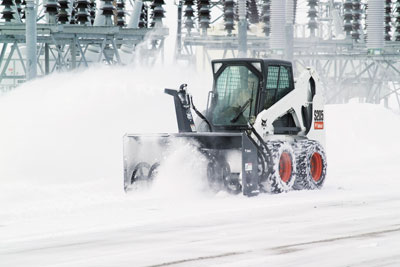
[314, 110, 324, 121]
[314, 110, 324, 130]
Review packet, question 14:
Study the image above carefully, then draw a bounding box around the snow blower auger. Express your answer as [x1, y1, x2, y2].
[123, 59, 327, 196]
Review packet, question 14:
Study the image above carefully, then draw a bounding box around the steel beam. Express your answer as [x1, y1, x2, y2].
[26, 0, 37, 80]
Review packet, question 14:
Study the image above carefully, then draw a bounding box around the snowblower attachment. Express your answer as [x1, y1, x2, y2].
[123, 132, 260, 196]
[124, 82, 262, 195]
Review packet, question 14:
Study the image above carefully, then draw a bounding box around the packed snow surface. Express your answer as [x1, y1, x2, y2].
[1, 66, 400, 267]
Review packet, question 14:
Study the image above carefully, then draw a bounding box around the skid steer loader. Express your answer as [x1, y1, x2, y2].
[123, 58, 327, 196]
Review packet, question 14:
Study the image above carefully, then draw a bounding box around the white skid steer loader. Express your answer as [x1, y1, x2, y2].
[123, 58, 327, 196]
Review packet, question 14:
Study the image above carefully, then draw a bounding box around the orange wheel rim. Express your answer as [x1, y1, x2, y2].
[279, 152, 292, 183]
[311, 152, 323, 182]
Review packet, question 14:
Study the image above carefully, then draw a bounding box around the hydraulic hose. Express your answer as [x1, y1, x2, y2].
[190, 96, 213, 132]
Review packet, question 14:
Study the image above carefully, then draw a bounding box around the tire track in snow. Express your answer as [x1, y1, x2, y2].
[146, 252, 250, 267]
[147, 226, 400, 267]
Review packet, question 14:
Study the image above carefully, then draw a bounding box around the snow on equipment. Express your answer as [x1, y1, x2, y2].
[123, 58, 327, 196]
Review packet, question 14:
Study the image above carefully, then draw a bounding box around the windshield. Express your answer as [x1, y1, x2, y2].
[211, 65, 259, 126]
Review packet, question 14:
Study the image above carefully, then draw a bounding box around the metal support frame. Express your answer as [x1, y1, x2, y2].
[26, 0, 37, 80]
[0, 25, 168, 90]
[294, 54, 400, 109]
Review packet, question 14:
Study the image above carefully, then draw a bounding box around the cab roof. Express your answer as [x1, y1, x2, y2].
[211, 58, 292, 68]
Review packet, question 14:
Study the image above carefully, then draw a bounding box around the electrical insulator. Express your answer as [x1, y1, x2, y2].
[343, 0, 353, 37]
[352, 0, 361, 41]
[395, 0, 400, 41]
[248, 0, 259, 24]
[76, 0, 90, 25]
[198, 0, 211, 31]
[21, 0, 26, 19]
[57, 0, 70, 24]
[70, 3, 76, 24]
[116, 0, 126, 27]
[1, 0, 14, 22]
[364, 2, 368, 42]
[308, 0, 318, 37]
[234, 0, 251, 22]
[101, 0, 116, 25]
[89, 0, 96, 25]
[261, 0, 271, 36]
[139, 4, 148, 28]
[224, 0, 235, 35]
[151, 0, 165, 27]
[385, 0, 392, 41]
[184, 0, 195, 33]
[366, 0, 384, 50]
[45, 0, 60, 23]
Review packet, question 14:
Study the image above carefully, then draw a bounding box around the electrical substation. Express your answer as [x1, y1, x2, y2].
[1, 0, 400, 109]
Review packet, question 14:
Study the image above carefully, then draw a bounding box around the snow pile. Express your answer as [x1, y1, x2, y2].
[326, 103, 400, 192]
[327, 103, 400, 163]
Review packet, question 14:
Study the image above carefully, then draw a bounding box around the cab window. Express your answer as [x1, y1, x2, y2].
[211, 65, 259, 126]
[264, 65, 293, 109]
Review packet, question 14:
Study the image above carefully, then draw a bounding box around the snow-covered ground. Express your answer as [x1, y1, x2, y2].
[1, 64, 400, 267]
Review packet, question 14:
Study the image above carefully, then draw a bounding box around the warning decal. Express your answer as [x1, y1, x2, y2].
[245, 163, 253, 171]
[314, 121, 324, 130]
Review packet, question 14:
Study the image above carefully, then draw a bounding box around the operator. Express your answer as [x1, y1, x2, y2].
[218, 73, 258, 124]
[234, 73, 258, 108]
[216, 73, 259, 124]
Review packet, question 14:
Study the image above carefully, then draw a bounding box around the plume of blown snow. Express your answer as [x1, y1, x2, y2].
[0, 1, 212, 200]
[149, 138, 209, 199]
[0, 64, 211, 190]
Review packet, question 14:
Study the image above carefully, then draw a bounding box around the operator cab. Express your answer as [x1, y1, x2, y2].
[207, 58, 295, 132]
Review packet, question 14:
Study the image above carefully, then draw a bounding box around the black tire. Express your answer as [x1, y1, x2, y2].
[261, 141, 296, 193]
[293, 140, 327, 190]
